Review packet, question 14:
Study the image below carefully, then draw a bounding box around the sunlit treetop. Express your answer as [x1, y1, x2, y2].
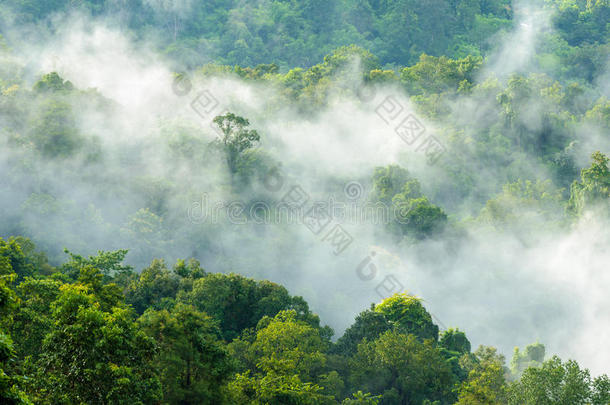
[374, 292, 439, 341]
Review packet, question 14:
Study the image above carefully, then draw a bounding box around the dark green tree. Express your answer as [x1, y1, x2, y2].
[349, 330, 454, 404]
[185, 272, 329, 341]
[125, 259, 181, 314]
[138, 303, 233, 404]
[332, 308, 391, 357]
[439, 328, 471, 354]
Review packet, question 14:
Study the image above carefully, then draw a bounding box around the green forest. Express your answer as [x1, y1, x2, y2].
[0, 241, 609, 404]
[0, 0, 609, 404]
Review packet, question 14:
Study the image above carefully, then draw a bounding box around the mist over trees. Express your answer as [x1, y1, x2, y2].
[0, 0, 608, 404]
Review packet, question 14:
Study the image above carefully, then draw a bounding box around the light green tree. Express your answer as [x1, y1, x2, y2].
[510, 342, 545, 378]
[228, 310, 335, 404]
[568, 151, 610, 216]
[0, 254, 31, 404]
[37, 283, 162, 404]
[456, 346, 508, 405]
[507, 356, 608, 405]
[374, 293, 439, 341]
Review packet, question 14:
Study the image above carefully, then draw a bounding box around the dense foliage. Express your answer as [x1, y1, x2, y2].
[0, 0, 608, 403]
[0, 0, 606, 83]
[0, 239, 608, 404]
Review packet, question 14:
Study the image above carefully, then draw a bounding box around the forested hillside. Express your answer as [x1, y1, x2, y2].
[0, 239, 609, 403]
[0, 0, 607, 80]
[0, 0, 608, 404]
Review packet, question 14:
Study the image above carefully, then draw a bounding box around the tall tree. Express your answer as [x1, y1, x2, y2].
[456, 346, 508, 405]
[228, 310, 335, 404]
[0, 253, 31, 404]
[212, 112, 260, 174]
[349, 329, 454, 404]
[568, 151, 610, 217]
[37, 283, 161, 404]
[138, 303, 233, 404]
